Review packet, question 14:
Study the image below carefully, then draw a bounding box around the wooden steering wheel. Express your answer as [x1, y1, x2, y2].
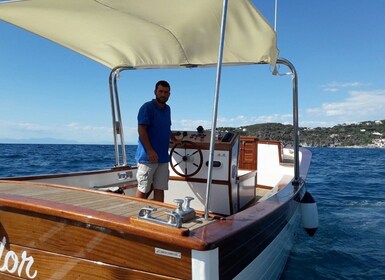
[169, 140, 203, 177]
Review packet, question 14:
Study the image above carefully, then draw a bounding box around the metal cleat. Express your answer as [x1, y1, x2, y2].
[173, 199, 184, 215]
[182, 196, 196, 222]
[137, 206, 182, 228]
[165, 210, 183, 228]
[138, 206, 157, 219]
[172, 197, 196, 223]
[183, 196, 194, 212]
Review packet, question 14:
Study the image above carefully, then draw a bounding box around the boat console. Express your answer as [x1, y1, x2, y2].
[166, 129, 256, 215]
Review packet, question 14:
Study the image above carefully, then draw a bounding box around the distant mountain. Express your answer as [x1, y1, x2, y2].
[0, 137, 117, 145]
[2, 120, 384, 147]
[0, 138, 79, 144]
[219, 120, 385, 148]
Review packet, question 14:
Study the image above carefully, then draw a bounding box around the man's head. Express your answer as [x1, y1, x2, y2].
[154, 80, 171, 105]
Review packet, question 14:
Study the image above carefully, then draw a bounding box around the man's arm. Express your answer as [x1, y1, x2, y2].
[138, 124, 158, 163]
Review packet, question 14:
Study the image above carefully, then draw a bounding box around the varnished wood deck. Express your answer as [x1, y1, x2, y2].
[0, 168, 307, 279]
[0, 180, 215, 233]
[0, 180, 205, 279]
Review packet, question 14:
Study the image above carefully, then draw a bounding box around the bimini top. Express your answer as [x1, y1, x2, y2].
[0, 0, 278, 69]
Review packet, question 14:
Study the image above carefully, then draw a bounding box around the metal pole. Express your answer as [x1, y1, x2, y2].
[276, 58, 300, 183]
[109, 66, 133, 167]
[274, 0, 278, 32]
[109, 68, 120, 166]
[204, 0, 229, 220]
[113, 73, 127, 165]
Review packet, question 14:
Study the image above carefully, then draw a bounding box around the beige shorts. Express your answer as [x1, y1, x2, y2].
[136, 163, 169, 194]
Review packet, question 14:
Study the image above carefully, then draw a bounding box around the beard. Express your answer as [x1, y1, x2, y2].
[156, 96, 168, 104]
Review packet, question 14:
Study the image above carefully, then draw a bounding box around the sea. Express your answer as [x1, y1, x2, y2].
[0, 144, 384, 279]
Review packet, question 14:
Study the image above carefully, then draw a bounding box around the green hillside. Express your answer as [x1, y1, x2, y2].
[219, 120, 385, 147]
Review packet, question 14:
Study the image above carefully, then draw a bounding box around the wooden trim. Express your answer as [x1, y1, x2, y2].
[239, 136, 258, 170]
[256, 139, 281, 146]
[256, 184, 274, 190]
[130, 216, 190, 236]
[169, 176, 229, 186]
[169, 139, 236, 152]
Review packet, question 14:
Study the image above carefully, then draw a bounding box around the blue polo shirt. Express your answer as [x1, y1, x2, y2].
[135, 99, 171, 163]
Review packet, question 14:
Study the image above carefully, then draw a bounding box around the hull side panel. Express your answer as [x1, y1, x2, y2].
[233, 207, 301, 280]
[217, 192, 301, 279]
[0, 208, 192, 279]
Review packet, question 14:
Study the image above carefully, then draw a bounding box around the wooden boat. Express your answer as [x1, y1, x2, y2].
[0, 1, 318, 279]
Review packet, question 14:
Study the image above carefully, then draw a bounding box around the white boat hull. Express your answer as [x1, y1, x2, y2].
[233, 207, 300, 280]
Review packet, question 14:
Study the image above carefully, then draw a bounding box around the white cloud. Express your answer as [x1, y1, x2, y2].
[322, 81, 369, 92]
[322, 90, 385, 116]
[300, 120, 339, 128]
[174, 119, 212, 131]
[306, 89, 385, 121]
[65, 122, 109, 132]
[0, 120, 112, 143]
[173, 114, 293, 132]
[0, 120, 49, 134]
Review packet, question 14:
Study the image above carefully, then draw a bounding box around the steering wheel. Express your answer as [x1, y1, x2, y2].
[170, 140, 203, 177]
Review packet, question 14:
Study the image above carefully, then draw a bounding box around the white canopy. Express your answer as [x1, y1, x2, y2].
[0, 0, 278, 69]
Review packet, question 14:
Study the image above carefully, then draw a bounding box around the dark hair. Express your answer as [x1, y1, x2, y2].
[155, 80, 170, 91]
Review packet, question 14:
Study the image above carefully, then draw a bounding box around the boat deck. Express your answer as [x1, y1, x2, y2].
[0, 180, 215, 233]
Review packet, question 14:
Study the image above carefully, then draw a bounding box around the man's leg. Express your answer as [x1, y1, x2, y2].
[152, 163, 169, 203]
[135, 189, 147, 199]
[153, 189, 164, 202]
[136, 163, 154, 199]
[145, 184, 153, 198]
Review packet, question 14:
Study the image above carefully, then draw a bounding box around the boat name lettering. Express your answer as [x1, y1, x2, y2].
[155, 247, 181, 259]
[0, 236, 37, 279]
[118, 171, 132, 180]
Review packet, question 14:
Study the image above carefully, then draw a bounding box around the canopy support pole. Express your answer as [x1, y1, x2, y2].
[108, 70, 120, 166]
[204, 0, 229, 220]
[276, 58, 300, 183]
[109, 67, 131, 166]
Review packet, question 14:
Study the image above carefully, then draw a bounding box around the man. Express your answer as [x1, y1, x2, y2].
[135, 80, 178, 202]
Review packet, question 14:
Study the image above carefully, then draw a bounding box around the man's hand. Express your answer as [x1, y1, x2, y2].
[147, 149, 158, 163]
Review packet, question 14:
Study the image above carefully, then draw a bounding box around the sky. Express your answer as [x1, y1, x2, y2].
[0, 0, 384, 144]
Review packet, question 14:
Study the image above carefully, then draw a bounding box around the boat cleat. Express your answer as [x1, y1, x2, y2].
[137, 206, 183, 228]
[165, 210, 183, 228]
[138, 206, 157, 219]
[173, 197, 196, 222]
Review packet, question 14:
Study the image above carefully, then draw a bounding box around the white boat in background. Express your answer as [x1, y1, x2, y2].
[0, 1, 318, 279]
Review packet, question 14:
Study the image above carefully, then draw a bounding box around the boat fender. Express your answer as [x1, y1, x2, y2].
[300, 191, 318, 236]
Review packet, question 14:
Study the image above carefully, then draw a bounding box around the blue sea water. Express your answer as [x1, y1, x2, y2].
[282, 148, 385, 280]
[0, 144, 384, 279]
[0, 144, 137, 177]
